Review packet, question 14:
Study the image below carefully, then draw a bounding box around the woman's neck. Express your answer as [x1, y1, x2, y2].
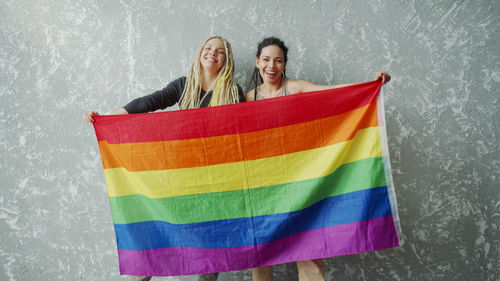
[202, 69, 219, 91]
[259, 77, 284, 97]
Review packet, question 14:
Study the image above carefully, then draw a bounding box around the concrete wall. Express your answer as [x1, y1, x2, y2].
[1, 0, 498, 280]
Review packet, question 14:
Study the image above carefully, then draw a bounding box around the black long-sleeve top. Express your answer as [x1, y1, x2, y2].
[123, 76, 245, 114]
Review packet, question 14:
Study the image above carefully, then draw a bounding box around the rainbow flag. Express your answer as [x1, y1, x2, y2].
[92, 80, 401, 276]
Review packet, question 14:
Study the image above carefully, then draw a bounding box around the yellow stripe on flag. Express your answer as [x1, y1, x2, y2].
[105, 127, 382, 198]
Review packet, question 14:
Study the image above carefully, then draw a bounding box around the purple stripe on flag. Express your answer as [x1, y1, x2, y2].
[118, 215, 399, 276]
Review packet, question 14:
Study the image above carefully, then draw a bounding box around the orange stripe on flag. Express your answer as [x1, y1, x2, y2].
[99, 102, 378, 171]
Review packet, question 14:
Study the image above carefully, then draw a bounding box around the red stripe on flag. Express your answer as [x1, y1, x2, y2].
[94, 81, 381, 144]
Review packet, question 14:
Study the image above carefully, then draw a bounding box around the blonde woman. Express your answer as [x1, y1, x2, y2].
[247, 37, 391, 281]
[84, 35, 244, 121]
[84, 36, 244, 281]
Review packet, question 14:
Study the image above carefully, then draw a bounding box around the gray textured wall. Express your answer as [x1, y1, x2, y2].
[1, 1, 498, 280]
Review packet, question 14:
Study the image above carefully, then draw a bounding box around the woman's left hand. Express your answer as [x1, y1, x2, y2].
[373, 71, 391, 84]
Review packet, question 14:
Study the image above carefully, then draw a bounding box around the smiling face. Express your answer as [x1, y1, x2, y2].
[200, 38, 226, 73]
[256, 45, 286, 84]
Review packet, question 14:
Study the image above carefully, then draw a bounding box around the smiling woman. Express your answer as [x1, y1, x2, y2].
[83, 36, 244, 123]
[246, 36, 391, 281]
[83, 36, 245, 281]
[180, 36, 240, 110]
[246, 37, 390, 102]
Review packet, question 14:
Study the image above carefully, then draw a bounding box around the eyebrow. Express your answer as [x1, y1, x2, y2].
[205, 44, 225, 51]
[261, 55, 283, 59]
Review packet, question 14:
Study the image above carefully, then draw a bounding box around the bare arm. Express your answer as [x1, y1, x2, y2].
[288, 71, 391, 94]
[83, 107, 128, 123]
[288, 80, 353, 94]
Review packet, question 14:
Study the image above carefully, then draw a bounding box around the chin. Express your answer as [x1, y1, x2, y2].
[202, 62, 220, 69]
[264, 76, 279, 83]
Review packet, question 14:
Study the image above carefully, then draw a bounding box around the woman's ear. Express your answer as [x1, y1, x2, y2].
[255, 57, 259, 67]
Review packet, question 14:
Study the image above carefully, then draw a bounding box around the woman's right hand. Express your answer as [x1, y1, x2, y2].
[373, 71, 391, 84]
[83, 111, 100, 123]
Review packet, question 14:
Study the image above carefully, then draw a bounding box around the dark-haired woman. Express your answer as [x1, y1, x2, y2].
[246, 37, 390, 102]
[246, 37, 391, 281]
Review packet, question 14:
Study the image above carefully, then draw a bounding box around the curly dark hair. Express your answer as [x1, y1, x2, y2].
[250, 37, 289, 91]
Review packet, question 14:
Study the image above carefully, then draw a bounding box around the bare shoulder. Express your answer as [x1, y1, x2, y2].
[245, 89, 255, 101]
[286, 79, 312, 95]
